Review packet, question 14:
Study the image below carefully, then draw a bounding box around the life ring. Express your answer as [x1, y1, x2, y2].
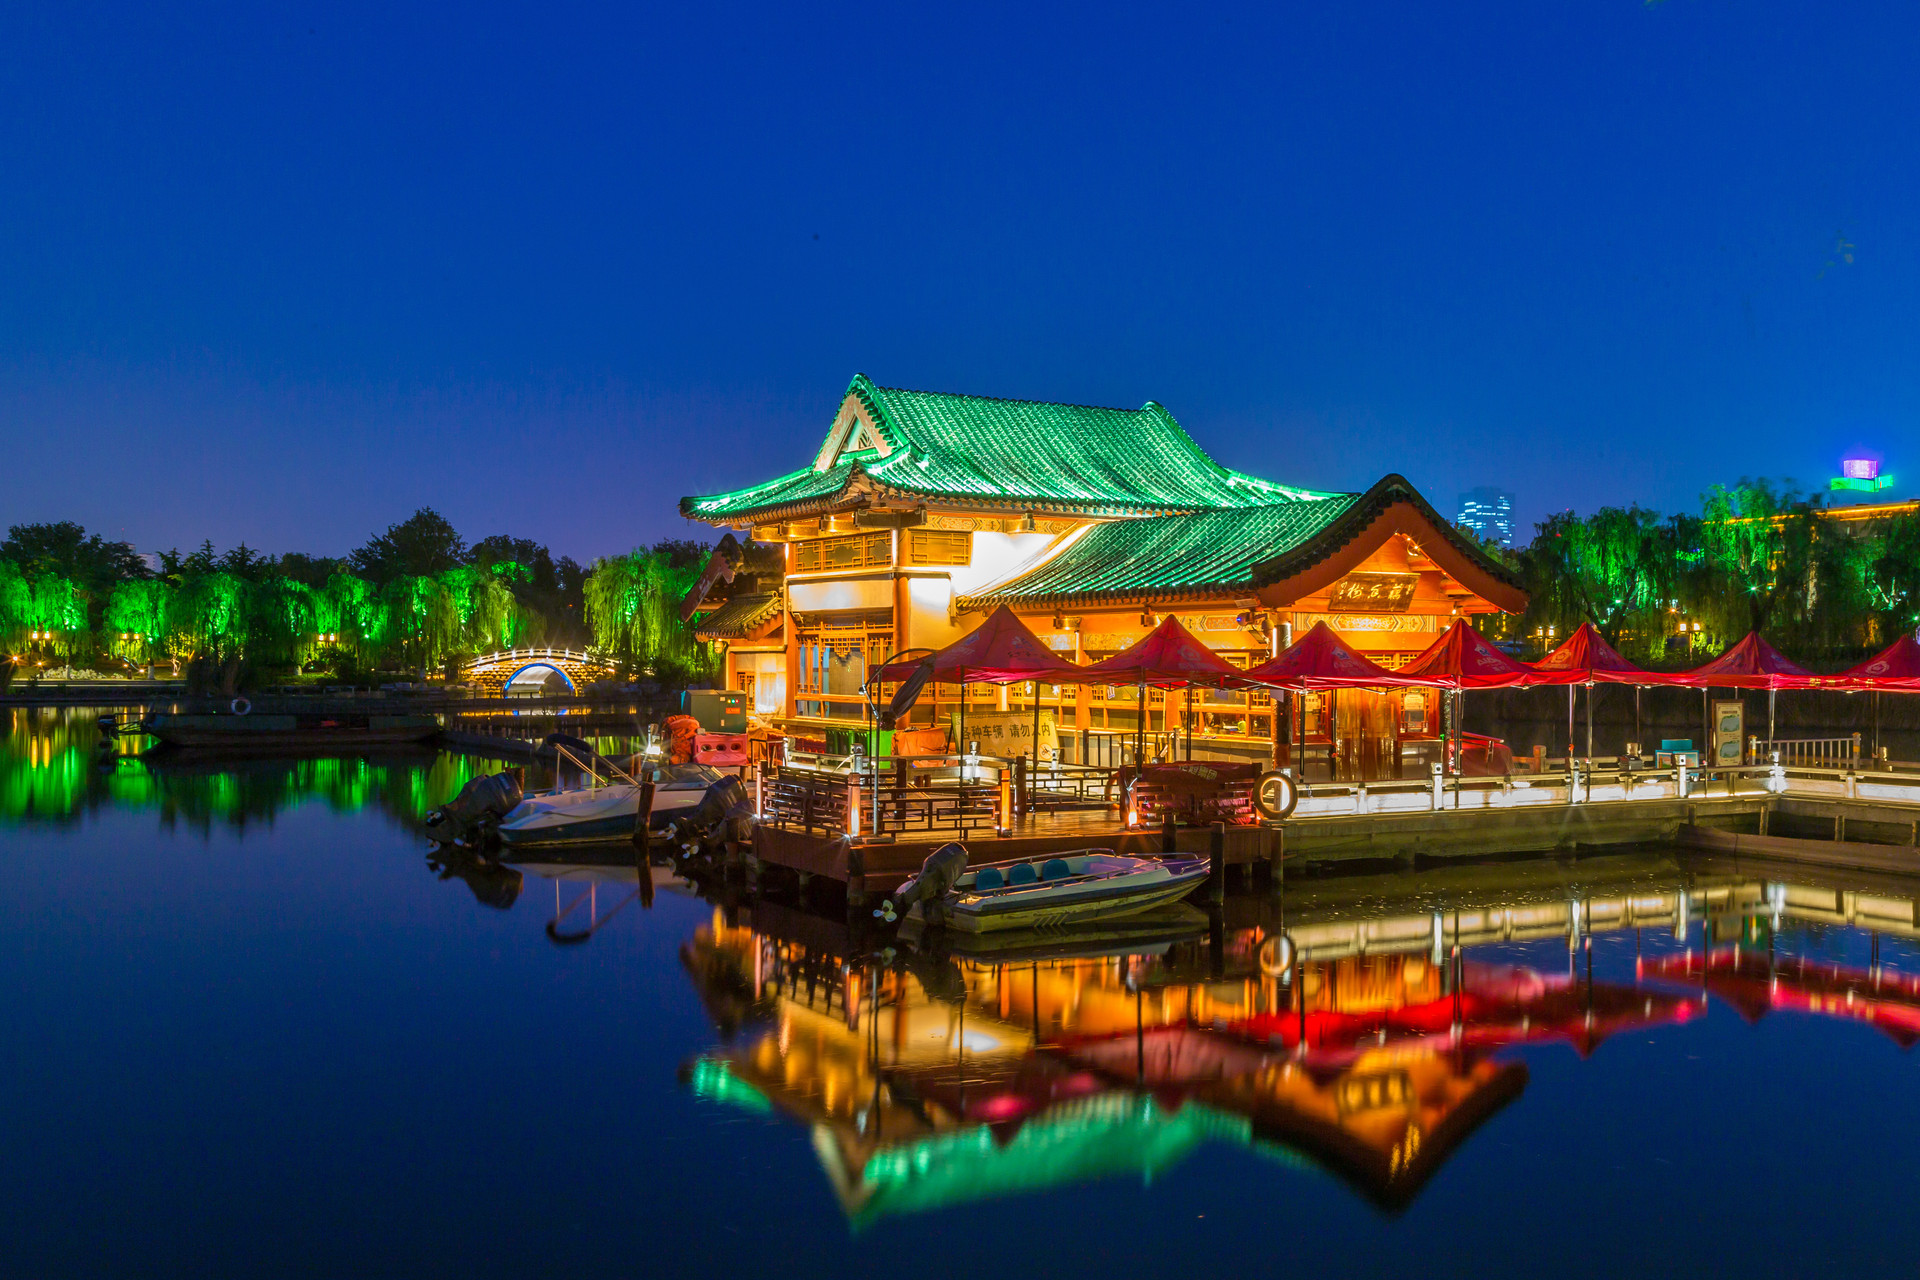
[230, 697, 252, 716]
[1254, 769, 1298, 821]
[1258, 933, 1296, 978]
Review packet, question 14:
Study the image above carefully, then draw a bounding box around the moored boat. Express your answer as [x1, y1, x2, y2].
[494, 762, 734, 848]
[909, 849, 1209, 933]
[140, 711, 440, 750]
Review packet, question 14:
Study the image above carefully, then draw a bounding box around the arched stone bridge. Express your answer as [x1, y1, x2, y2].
[462, 648, 618, 696]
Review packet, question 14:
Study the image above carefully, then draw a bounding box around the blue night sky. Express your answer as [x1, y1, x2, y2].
[2, 2, 1916, 562]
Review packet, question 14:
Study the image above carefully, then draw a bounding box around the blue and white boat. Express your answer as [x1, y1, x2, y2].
[917, 851, 1208, 933]
[494, 740, 732, 849]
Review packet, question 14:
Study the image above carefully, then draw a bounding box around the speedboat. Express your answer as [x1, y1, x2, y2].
[915, 850, 1208, 934]
[495, 762, 730, 848]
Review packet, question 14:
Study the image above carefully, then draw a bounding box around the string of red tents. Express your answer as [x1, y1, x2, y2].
[876, 605, 1920, 693]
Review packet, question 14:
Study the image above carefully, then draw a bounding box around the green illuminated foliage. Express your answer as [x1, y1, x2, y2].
[584, 546, 718, 680]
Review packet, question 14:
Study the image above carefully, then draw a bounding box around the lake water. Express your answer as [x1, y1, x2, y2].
[6, 706, 1919, 1278]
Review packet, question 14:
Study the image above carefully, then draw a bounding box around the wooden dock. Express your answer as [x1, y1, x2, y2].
[742, 757, 1920, 906]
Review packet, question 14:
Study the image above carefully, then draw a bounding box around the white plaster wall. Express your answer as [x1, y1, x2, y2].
[946, 531, 1059, 597]
[907, 576, 963, 648]
[788, 577, 893, 614]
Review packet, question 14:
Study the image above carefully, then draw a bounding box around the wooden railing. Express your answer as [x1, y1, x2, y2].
[760, 751, 1117, 837]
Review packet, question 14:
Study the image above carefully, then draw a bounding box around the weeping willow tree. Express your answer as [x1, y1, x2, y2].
[0, 559, 33, 647]
[104, 579, 172, 662]
[439, 565, 524, 654]
[584, 548, 717, 681]
[318, 572, 385, 661]
[168, 571, 254, 662]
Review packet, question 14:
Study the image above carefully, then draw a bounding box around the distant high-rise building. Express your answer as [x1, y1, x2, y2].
[1456, 487, 1514, 547]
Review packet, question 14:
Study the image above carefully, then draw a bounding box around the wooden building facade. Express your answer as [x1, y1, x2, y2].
[685, 374, 1525, 775]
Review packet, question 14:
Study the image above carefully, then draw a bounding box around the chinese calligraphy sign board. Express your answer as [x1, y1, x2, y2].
[1327, 572, 1419, 613]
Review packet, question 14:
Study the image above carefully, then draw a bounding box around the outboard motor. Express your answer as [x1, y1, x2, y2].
[662, 776, 753, 853]
[425, 771, 524, 844]
[874, 842, 969, 924]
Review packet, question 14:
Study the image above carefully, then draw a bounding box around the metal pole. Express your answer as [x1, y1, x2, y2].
[1128, 679, 1144, 771]
[1586, 682, 1594, 761]
[1567, 684, 1575, 763]
[1768, 686, 1776, 750]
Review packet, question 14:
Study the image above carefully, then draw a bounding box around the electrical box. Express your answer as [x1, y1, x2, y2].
[1711, 699, 1745, 766]
[681, 689, 747, 733]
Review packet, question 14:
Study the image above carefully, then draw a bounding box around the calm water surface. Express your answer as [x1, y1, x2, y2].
[5, 707, 1918, 1277]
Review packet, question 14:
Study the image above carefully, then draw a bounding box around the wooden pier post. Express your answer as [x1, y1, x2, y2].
[630, 778, 656, 848]
[846, 843, 867, 923]
[1161, 810, 1176, 855]
[1208, 821, 1226, 903]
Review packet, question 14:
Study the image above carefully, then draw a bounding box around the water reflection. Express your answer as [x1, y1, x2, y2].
[680, 852, 1920, 1224]
[3, 706, 517, 832]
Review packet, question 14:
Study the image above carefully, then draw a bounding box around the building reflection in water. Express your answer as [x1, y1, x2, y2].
[681, 908, 1690, 1220]
[681, 858, 1920, 1224]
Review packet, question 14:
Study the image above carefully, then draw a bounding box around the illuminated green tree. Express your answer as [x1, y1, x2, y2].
[584, 546, 716, 679]
[1522, 505, 1663, 648]
[1697, 480, 1818, 637]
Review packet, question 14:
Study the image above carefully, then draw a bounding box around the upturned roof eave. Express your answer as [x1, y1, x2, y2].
[681, 474, 1226, 528]
[1249, 474, 1527, 600]
[955, 580, 1251, 614]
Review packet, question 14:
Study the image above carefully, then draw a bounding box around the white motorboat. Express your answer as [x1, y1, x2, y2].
[496, 760, 731, 848]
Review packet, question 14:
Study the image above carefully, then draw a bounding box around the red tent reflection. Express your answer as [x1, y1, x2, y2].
[1644, 947, 1920, 1047]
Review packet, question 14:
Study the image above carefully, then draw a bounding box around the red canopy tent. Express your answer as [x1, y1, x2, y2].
[1073, 615, 1241, 687]
[1394, 621, 1533, 773]
[1827, 631, 1920, 759]
[1833, 632, 1920, 692]
[1238, 621, 1440, 690]
[870, 605, 1078, 755]
[1527, 622, 1659, 761]
[1073, 616, 1240, 767]
[1526, 623, 1649, 686]
[1398, 620, 1534, 689]
[873, 604, 1077, 685]
[1660, 632, 1815, 757]
[1667, 632, 1814, 691]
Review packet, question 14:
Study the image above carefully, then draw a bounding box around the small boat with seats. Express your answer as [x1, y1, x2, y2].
[493, 735, 739, 849]
[882, 844, 1209, 934]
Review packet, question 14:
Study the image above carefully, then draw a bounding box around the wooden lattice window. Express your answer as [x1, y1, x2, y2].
[906, 529, 971, 566]
[792, 531, 891, 573]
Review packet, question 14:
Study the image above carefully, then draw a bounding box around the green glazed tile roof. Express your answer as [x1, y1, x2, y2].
[691, 592, 780, 639]
[958, 495, 1362, 609]
[682, 374, 1333, 523]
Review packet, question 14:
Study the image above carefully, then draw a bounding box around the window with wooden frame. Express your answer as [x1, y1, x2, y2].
[905, 528, 971, 566]
[792, 531, 892, 573]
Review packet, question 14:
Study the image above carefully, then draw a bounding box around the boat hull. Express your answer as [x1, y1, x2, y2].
[494, 772, 720, 848]
[142, 714, 439, 750]
[943, 873, 1206, 932]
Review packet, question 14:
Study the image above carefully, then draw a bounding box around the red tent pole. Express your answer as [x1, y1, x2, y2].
[1567, 684, 1575, 763]
[1586, 682, 1594, 761]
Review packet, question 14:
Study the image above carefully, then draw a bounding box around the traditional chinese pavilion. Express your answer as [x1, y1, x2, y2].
[684, 374, 1525, 766]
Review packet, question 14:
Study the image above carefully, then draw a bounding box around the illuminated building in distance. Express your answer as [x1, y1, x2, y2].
[1455, 486, 1515, 547]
